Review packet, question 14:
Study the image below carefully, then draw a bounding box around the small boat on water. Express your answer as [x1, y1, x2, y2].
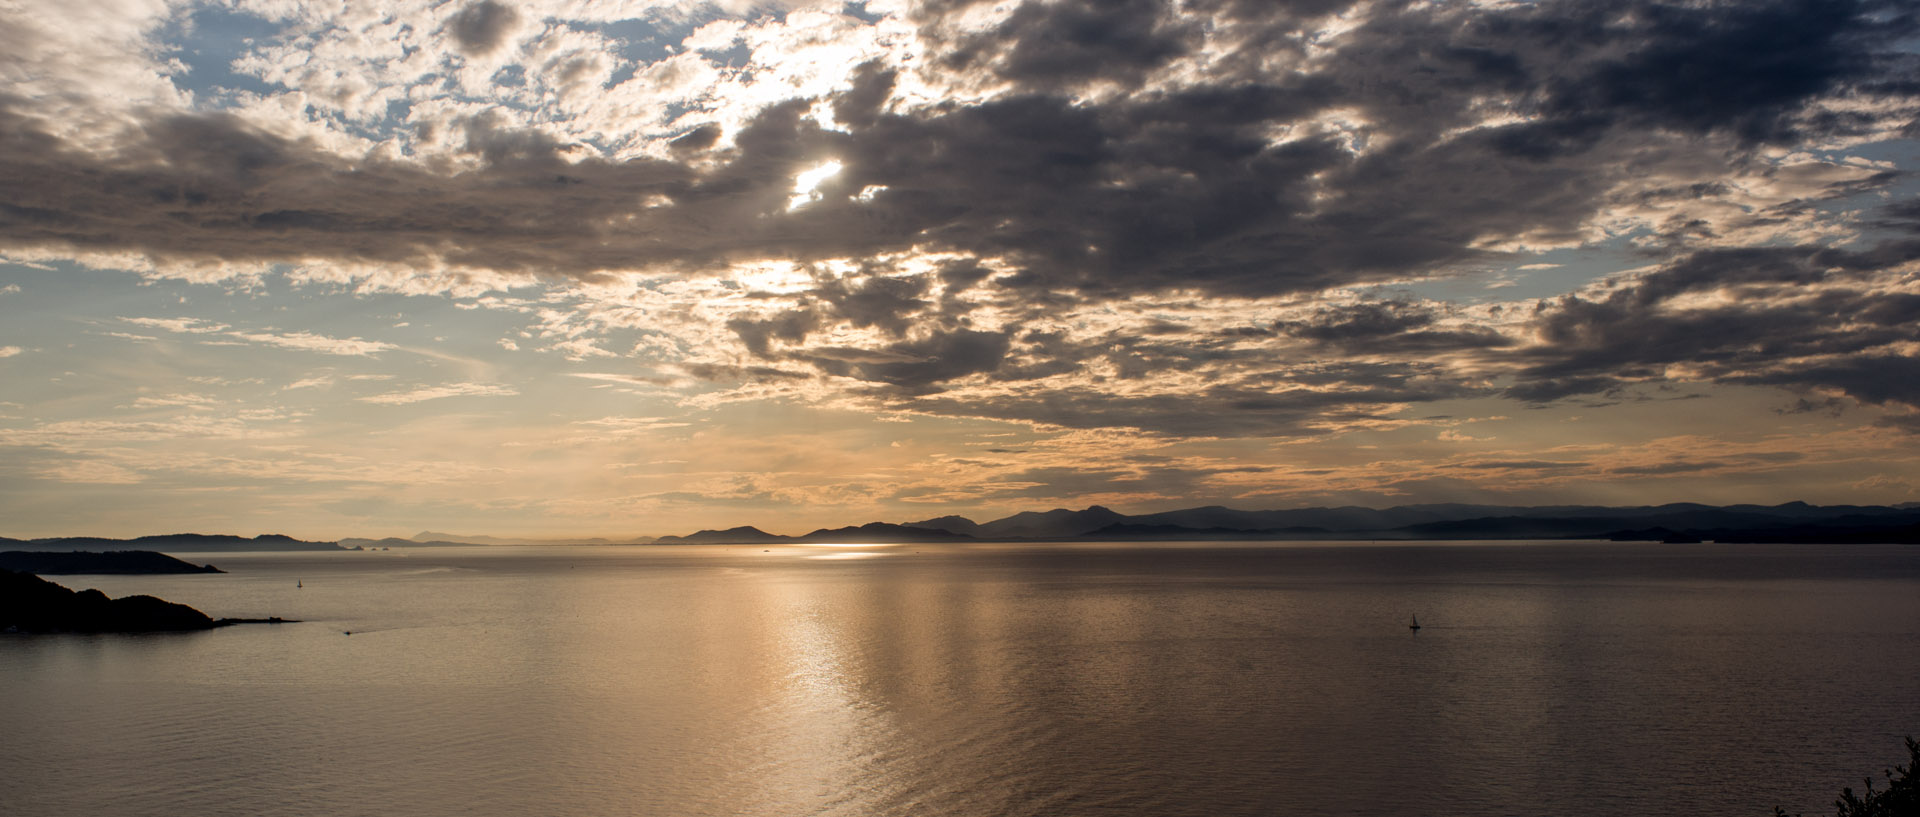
[1409, 614, 1421, 632]
[297, 580, 302, 588]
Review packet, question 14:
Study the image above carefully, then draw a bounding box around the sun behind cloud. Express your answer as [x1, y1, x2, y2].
[0, 0, 1918, 536]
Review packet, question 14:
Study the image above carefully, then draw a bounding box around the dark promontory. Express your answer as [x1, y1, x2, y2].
[0, 569, 287, 633]
[0, 533, 345, 553]
[0, 550, 224, 575]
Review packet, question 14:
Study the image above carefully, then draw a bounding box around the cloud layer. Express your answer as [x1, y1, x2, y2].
[3, 0, 1920, 534]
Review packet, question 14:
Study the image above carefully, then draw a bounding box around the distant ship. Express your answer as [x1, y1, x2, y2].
[1409, 614, 1421, 632]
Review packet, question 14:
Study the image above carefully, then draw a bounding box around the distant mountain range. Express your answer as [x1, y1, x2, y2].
[7, 502, 1920, 552]
[654, 502, 1920, 545]
[337, 531, 654, 548]
[655, 523, 977, 545]
[0, 533, 345, 553]
[0, 550, 225, 574]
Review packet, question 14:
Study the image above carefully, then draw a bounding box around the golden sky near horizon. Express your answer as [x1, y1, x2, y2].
[2, 0, 1919, 538]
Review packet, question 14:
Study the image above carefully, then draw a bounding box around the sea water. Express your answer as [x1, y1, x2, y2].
[3, 541, 1917, 816]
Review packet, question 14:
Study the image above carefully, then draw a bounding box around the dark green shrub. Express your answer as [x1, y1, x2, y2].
[1777, 737, 1919, 817]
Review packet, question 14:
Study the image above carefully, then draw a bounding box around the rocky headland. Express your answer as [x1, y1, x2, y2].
[0, 550, 224, 575]
[0, 569, 290, 634]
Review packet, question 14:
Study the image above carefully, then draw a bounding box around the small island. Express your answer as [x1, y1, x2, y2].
[0, 569, 291, 634]
[0, 550, 224, 575]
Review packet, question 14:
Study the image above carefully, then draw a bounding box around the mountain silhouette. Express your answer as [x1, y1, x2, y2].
[796, 523, 976, 543]
[977, 505, 1129, 539]
[653, 526, 787, 544]
[651, 501, 1920, 544]
[2, 569, 215, 632]
[0, 551, 224, 575]
[903, 515, 984, 537]
[1, 570, 292, 633]
[0, 534, 345, 553]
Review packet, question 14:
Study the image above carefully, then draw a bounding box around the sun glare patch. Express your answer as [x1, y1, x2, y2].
[787, 160, 843, 210]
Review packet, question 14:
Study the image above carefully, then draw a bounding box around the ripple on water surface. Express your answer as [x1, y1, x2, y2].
[2, 542, 1917, 817]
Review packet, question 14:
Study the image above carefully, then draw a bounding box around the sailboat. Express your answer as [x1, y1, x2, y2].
[297, 580, 302, 589]
[1409, 614, 1421, 632]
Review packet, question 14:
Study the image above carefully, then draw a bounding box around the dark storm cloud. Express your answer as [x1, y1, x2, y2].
[717, 282, 1512, 407]
[1507, 241, 1920, 417]
[678, 363, 810, 382]
[819, 0, 1915, 300]
[1282, 301, 1513, 354]
[1736, 355, 1920, 406]
[938, 0, 1200, 92]
[903, 362, 1484, 437]
[0, 101, 703, 274]
[667, 124, 721, 152]
[1876, 412, 1920, 433]
[1535, 0, 1897, 144]
[958, 462, 1269, 501]
[3, 0, 1918, 437]
[810, 271, 932, 336]
[810, 328, 1013, 389]
[5, 1, 1913, 295]
[726, 309, 819, 357]
[1445, 460, 1590, 472]
[449, 1, 519, 56]
[1606, 461, 1728, 476]
[725, 286, 1011, 389]
[830, 61, 896, 131]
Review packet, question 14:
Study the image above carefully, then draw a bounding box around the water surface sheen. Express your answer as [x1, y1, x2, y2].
[4, 541, 1917, 816]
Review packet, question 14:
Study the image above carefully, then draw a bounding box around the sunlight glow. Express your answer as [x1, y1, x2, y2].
[795, 542, 895, 549]
[787, 160, 843, 210]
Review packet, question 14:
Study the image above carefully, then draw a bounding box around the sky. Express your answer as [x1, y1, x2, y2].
[2, 0, 1919, 539]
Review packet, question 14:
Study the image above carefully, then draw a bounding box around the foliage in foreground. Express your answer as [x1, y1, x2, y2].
[1776, 737, 1920, 817]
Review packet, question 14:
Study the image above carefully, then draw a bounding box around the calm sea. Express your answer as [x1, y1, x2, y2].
[3, 541, 1917, 817]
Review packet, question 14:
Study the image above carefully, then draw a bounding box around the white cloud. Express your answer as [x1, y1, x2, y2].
[358, 382, 518, 405]
[129, 394, 219, 409]
[567, 371, 675, 387]
[572, 416, 692, 433]
[123, 317, 228, 334]
[38, 460, 144, 484]
[121, 317, 393, 355]
[229, 330, 395, 356]
[0, 416, 279, 444]
[0, 346, 21, 357]
[0, 0, 187, 145]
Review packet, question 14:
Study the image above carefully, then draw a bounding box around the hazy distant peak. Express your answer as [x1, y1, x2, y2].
[650, 501, 1920, 544]
[979, 505, 1129, 539]
[653, 526, 786, 545]
[903, 516, 982, 536]
[409, 531, 511, 544]
[796, 523, 975, 544]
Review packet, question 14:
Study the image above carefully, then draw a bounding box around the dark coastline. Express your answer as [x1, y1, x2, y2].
[0, 550, 224, 575]
[8, 502, 1920, 553]
[0, 569, 293, 634]
[0, 533, 345, 553]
